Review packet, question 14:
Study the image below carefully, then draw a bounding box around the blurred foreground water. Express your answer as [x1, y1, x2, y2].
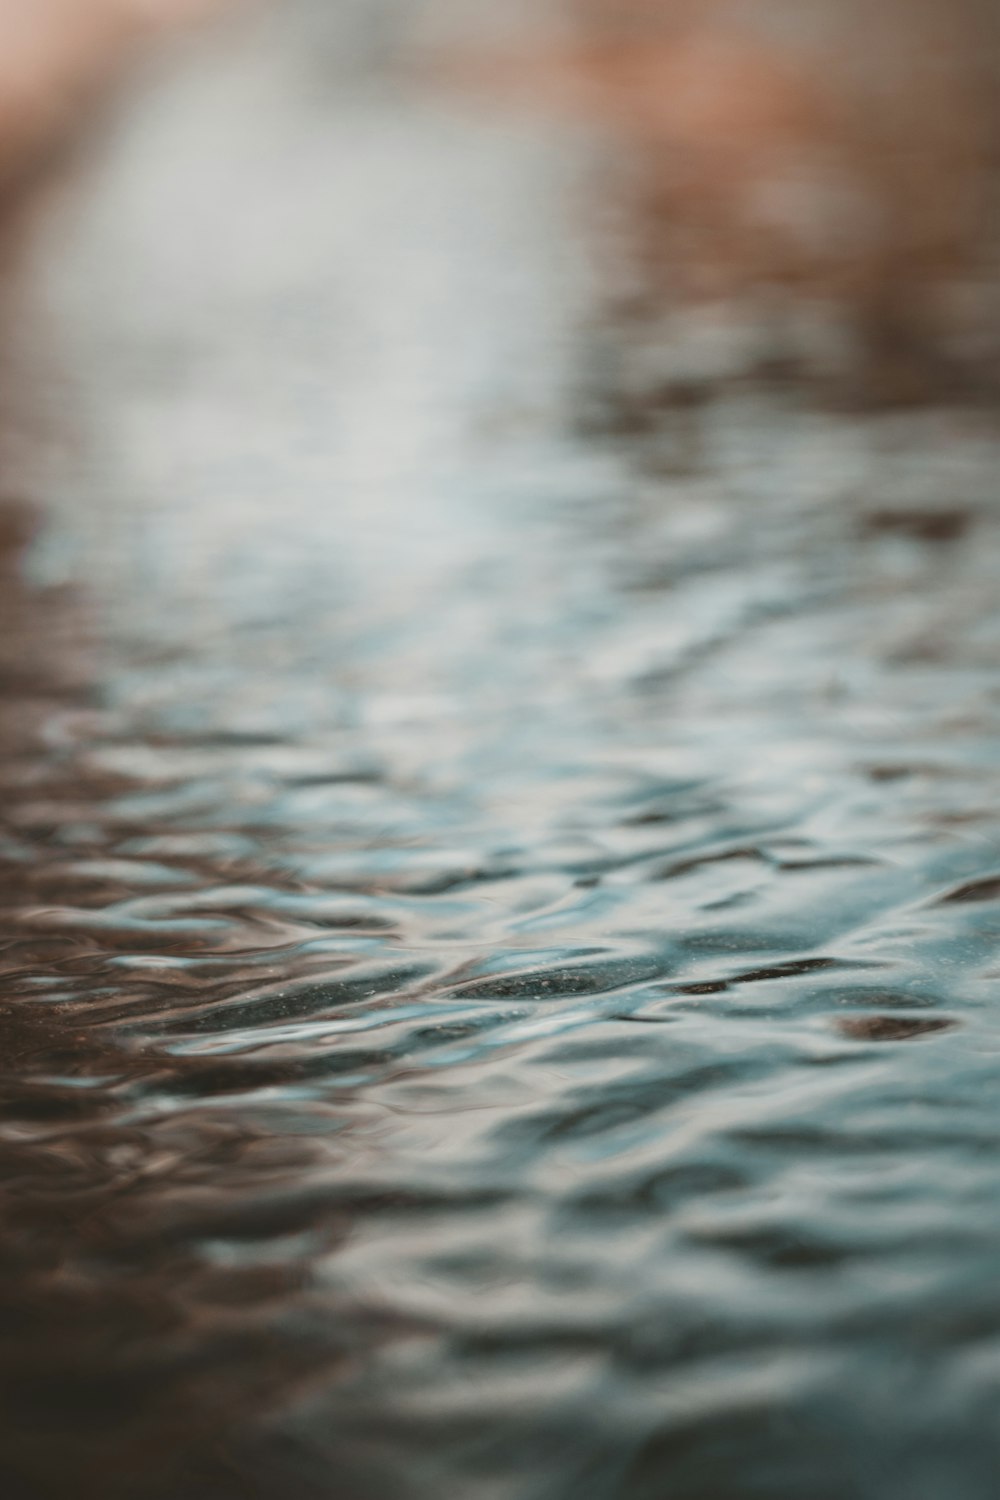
[2, 4, 1000, 1497]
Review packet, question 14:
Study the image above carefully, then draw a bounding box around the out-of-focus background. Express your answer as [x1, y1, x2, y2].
[1, 5, 1000, 1500]
[5, 0, 1000, 397]
[440, 0, 1000, 402]
[0, 1, 216, 187]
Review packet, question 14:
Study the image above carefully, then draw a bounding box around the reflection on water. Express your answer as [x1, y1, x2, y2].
[452, 0, 1000, 401]
[2, 3, 1000, 1497]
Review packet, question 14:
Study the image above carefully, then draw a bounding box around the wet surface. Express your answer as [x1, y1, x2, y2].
[2, 4, 1000, 1497]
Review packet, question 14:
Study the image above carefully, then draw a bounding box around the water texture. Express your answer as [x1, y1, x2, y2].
[1, 5, 1000, 1498]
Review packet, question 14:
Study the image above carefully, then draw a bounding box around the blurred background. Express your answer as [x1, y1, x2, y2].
[1, 5, 1000, 1500]
[5, 0, 1000, 398]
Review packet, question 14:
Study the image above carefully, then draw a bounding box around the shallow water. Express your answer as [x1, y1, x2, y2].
[2, 5, 1000, 1498]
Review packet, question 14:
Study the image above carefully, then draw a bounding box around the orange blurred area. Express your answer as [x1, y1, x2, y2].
[432, 1, 998, 397]
[0, 0, 223, 188]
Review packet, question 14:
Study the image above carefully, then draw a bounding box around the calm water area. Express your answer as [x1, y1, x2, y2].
[1, 4, 1000, 1497]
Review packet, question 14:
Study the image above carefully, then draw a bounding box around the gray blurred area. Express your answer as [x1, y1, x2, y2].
[0, 4, 999, 1499]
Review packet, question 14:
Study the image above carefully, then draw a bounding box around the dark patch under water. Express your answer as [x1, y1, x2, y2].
[1, 5, 1000, 1498]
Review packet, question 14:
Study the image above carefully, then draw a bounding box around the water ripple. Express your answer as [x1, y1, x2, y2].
[0, 4, 999, 1498]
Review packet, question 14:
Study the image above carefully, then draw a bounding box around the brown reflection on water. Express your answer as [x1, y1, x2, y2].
[0, 518, 381, 1499]
[437, 0, 1000, 403]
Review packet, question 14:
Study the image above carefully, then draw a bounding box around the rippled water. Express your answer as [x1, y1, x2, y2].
[2, 5, 1000, 1498]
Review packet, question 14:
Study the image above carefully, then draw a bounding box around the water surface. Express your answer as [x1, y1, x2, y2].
[2, 6, 1000, 1498]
